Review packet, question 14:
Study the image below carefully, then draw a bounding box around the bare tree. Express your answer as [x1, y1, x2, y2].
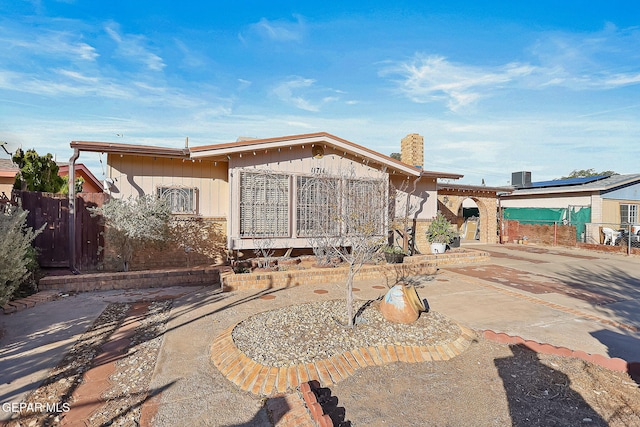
[252, 236, 275, 268]
[301, 169, 387, 327]
[389, 175, 426, 255]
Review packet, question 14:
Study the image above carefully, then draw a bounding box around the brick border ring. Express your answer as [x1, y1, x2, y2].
[210, 321, 476, 396]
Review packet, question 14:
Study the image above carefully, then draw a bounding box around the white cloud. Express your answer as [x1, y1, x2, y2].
[104, 22, 165, 71]
[529, 24, 640, 90]
[237, 79, 252, 90]
[384, 55, 536, 111]
[55, 69, 99, 83]
[385, 25, 640, 111]
[271, 77, 346, 112]
[248, 15, 306, 42]
[0, 28, 98, 62]
[603, 73, 640, 87]
[272, 77, 320, 111]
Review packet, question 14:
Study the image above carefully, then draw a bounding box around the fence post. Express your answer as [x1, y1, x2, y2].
[68, 148, 80, 272]
[628, 223, 632, 256]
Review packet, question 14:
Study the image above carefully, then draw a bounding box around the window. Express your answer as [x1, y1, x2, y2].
[344, 179, 386, 236]
[296, 176, 340, 236]
[620, 204, 639, 225]
[157, 186, 197, 214]
[240, 172, 289, 237]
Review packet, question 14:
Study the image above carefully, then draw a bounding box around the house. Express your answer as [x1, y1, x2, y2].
[0, 159, 17, 199]
[0, 157, 103, 197]
[58, 163, 104, 193]
[69, 132, 466, 256]
[500, 172, 640, 243]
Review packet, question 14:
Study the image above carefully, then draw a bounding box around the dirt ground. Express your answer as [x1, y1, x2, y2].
[327, 338, 640, 427]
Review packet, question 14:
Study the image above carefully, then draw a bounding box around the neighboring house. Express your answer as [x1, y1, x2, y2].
[0, 158, 18, 198]
[0, 158, 103, 196]
[500, 172, 640, 243]
[58, 163, 104, 193]
[70, 132, 463, 254]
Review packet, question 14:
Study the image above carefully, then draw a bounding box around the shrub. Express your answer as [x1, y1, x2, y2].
[0, 205, 42, 305]
[90, 195, 171, 271]
[426, 212, 458, 244]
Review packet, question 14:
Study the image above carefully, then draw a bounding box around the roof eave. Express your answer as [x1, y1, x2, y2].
[438, 183, 514, 193]
[70, 141, 190, 158]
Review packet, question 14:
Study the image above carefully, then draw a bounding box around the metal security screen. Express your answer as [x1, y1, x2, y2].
[296, 176, 340, 237]
[345, 179, 385, 236]
[157, 187, 197, 214]
[240, 172, 289, 237]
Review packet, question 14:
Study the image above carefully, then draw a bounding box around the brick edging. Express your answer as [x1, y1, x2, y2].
[482, 330, 635, 373]
[1, 290, 59, 315]
[299, 381, 332, 427]
[210, 322, 476, 397]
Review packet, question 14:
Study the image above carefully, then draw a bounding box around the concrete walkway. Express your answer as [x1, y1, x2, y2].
[0, 287, 201, 422]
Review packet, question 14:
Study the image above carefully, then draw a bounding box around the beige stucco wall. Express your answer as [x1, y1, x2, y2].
[389, 175, 438, 221]
[0, 177, 13, 198]
[107, 154, 228, 218]
[500, 193, 591, 208]
[601, 198, 640, 227]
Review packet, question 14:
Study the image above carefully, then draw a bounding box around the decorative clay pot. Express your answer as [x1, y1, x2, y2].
[430, 243, 446, 254]
[379, 284, 426, 324]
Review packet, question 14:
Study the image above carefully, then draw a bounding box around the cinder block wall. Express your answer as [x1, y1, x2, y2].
[39, 266, 223, 293]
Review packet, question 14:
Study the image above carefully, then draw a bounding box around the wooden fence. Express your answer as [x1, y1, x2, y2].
[16, 191, 108, 270]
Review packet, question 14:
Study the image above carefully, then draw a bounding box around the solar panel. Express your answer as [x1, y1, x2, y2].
[529, 175, 610, 188]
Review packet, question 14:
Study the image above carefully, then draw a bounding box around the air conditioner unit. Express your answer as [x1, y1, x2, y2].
[511, 171, 531, 189]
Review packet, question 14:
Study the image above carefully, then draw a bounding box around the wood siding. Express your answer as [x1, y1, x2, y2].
[107, 154, 228, 218]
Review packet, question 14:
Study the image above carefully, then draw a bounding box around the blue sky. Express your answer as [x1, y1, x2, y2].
[1, 1, 640, 185]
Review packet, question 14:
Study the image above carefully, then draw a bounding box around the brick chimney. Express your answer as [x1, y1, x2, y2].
[400, 133, 424, 168]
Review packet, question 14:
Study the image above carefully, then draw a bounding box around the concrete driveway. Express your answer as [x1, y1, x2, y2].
[434, 243, 640, 362]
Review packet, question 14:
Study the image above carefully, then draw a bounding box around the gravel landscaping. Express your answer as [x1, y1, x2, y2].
[232, 299, 461, 367]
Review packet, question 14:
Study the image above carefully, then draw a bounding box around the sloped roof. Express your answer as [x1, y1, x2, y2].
[528, 175, 610, 188]
[0, 158, 18, 178]
[191, 132, 462, 179]
[58, 163, 104, 192]
[504, 173, 640, 196]
[71, 132, 464, 180]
